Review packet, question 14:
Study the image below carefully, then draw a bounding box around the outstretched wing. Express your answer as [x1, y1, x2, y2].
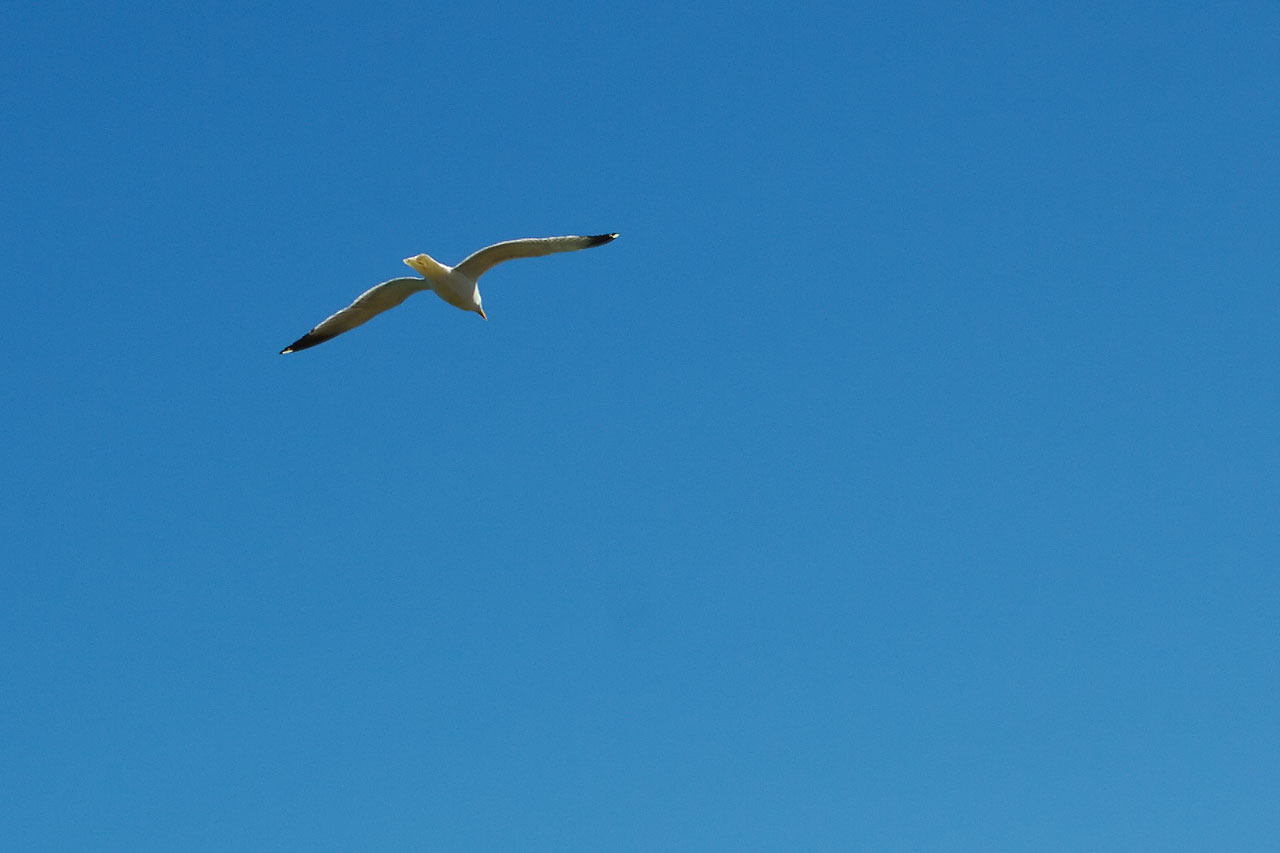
[454, 233, 618, 281]
[280, 277, 427, 353]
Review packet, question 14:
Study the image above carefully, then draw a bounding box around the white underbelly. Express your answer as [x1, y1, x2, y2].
[432, 276, 476, 311]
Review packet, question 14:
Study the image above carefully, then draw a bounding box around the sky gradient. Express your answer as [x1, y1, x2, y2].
[3, 1, 1278, 849]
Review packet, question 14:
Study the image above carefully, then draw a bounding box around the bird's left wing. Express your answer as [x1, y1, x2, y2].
[280, 277, 426, 353]
[454, 233, 618, 280]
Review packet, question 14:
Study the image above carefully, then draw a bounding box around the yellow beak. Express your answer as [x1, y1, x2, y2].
[478, 307, 487, 320]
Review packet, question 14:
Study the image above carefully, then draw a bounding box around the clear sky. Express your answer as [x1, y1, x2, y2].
[3, 1, 1278, 849]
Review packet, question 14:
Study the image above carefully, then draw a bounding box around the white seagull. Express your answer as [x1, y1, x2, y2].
[280, 233, 618, 353]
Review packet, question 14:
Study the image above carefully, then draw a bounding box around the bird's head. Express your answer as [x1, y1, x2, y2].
[403, 254, 431, 277]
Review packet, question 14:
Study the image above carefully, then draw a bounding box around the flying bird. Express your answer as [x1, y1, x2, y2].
[280, 233, 618, 353]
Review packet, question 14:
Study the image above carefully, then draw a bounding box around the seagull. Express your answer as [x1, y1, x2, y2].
[280, 233, 619, 353]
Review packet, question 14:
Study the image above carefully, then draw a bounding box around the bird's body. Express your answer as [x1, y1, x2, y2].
[280, 233, 618, 353]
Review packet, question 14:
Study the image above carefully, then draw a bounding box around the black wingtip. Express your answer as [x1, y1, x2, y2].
[587, 232, 619, 247]
[279, 330, 334, 354]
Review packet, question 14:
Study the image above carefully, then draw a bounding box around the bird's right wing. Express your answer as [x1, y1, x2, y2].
[454, 233, 618, 280]
[280, 277, 426, 353]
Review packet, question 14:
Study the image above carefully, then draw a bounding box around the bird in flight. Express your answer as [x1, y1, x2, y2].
[280, 233, 618, 353]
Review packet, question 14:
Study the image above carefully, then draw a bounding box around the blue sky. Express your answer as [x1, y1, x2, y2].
[3, 0, 1278, 848]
